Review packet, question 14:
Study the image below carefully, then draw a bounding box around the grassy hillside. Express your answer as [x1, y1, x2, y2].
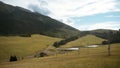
[0, 34, 61, 61]
[61, 35, 105, 48]
[0, 43, 120, 68]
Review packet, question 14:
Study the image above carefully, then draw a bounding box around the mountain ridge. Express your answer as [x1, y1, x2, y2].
[0, 1, 80, 38]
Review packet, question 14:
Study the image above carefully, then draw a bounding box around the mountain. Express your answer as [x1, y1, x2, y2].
[0, 1, 80, 38]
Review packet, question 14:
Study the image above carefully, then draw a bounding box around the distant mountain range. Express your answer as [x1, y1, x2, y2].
[0, 1, 80, 38]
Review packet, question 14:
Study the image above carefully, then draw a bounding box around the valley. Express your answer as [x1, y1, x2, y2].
[0, 1, 120, 68]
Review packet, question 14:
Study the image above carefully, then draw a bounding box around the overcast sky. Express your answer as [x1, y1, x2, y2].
[0, 0, 120, 30]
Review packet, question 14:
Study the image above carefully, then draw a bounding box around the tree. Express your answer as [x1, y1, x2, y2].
[53, 42, 59, 48]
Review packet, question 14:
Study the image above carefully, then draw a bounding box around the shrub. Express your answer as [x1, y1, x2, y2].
[102, 41, 109, 45]
[39, 52, 47, 57]
[9, 55, 17, 62]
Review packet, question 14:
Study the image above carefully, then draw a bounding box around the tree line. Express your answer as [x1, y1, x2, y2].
[53, 36, 79, 48]
[102, 29, 120, 44]
[108, 29, 120, 43]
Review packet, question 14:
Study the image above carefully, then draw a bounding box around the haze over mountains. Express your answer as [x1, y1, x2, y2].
[0, 1, 79, 38]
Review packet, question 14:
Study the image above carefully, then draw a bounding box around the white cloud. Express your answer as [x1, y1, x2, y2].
[60, 18, 75, 27]
[45, 0, 120, 17]
[0, 0, 40, 9]
[78, 22, 120, 30]
[1, 0, 119, 17]
[40, 0, 120, 26]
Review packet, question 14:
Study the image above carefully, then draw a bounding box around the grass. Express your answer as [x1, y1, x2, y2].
[0, 34, 61, 62]
[0, 35, 119, 68]
[61, 35, 105, 48]
[0, 43, 120, 68]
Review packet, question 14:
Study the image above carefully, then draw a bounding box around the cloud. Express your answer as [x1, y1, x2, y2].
[78, 22, 120, 30]
[38, 0, 120, 26]
[28, 4, 51, 16]
[1, 0, 120, 18]
[105, 15, 120, 17]
[0, 0, 36, 9]
[60, 18, 75, 27]
[27, 0, 52, 16]
[45, 0, 120, 18]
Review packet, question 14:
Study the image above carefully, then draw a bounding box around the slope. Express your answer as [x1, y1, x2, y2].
[0, 1, 80, 38]
[0, 34, 61, 62]
[61, 35, 105, 48]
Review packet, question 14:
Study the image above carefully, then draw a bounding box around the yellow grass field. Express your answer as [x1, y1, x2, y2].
[0, 43, 120, 68]
[0, 34, 61, 62]
[61, 35, 105, 48]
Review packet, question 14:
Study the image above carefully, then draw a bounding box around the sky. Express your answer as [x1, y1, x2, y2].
[0, 0, 120, 31]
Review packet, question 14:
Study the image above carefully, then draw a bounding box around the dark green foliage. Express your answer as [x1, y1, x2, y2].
[102, 41, 109, 45]
[53, 36, 79, 48]
[53, 42, 59, 48]
[59, 40, 66, 45]
[0, 1, 80, 38]
[109, 30, 120, 43]
[39, 52, 47, 57]
[9, 55, 17, 62]
[19, 34, 31, 37]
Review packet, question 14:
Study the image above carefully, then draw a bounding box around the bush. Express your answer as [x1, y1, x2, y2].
[9, 55, 17, 62]
[53, 42, 59, 48]
[39, 52, 47, 57]
[102, 41, 109, 45]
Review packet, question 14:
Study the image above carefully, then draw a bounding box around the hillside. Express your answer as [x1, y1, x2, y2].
[79, 29, 118, 39]
[61, 35, 105, 48]
[0, 43, 120, 68]
[89, 29, 118, 38]
[79, 29, 120, 44]
[0, 34, 61, 62]
[0, 1, 80, 38]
